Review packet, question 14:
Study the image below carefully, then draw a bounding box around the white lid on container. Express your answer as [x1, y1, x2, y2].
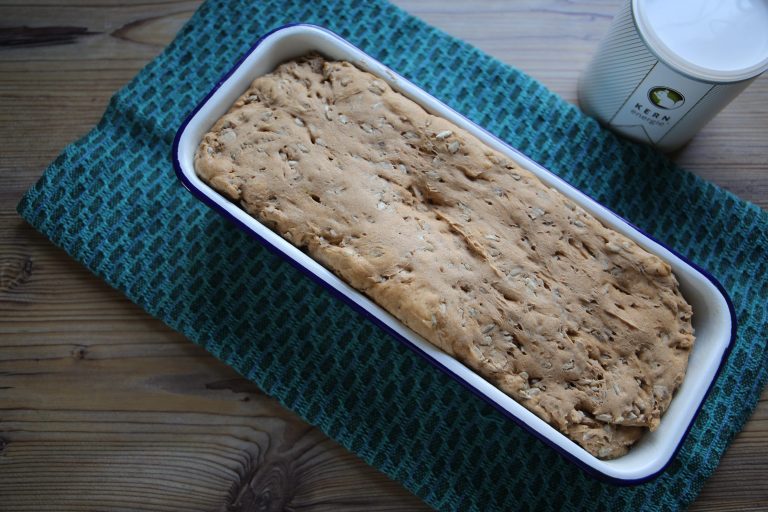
[633, 0, 768, 82]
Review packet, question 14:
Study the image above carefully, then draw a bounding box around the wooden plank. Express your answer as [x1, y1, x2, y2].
[0, 1, 765, 510]
[0, 230, 430, 511]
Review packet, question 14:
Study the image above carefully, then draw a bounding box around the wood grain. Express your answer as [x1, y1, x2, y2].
[0, 1, 765, 511]
[0, 226, 428, 512]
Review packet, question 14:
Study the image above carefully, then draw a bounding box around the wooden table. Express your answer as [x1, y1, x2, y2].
[1, 1, 766, 510]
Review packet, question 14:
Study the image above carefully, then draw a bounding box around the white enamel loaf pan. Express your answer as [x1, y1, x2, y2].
[173, 24, 736, 485]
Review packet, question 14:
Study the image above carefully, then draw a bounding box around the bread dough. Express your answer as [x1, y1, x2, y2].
[195, 55, 695, 459]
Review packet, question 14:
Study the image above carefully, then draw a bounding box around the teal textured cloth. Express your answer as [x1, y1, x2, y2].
[17, 1, 768, 510]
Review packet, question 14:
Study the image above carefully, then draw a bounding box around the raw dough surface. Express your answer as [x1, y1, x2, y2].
[195, 55, 695, 459]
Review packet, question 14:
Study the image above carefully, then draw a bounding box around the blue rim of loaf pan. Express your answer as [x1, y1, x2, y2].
[171, 23, 737, 487]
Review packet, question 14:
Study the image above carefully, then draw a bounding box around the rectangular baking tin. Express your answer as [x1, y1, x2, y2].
[173, 24, 736, 485]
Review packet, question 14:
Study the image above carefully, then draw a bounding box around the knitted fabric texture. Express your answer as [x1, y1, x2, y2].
[17, 1, 768, 510]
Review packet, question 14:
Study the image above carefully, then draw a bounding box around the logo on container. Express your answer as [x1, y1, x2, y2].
[648, 87, 685, 110]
